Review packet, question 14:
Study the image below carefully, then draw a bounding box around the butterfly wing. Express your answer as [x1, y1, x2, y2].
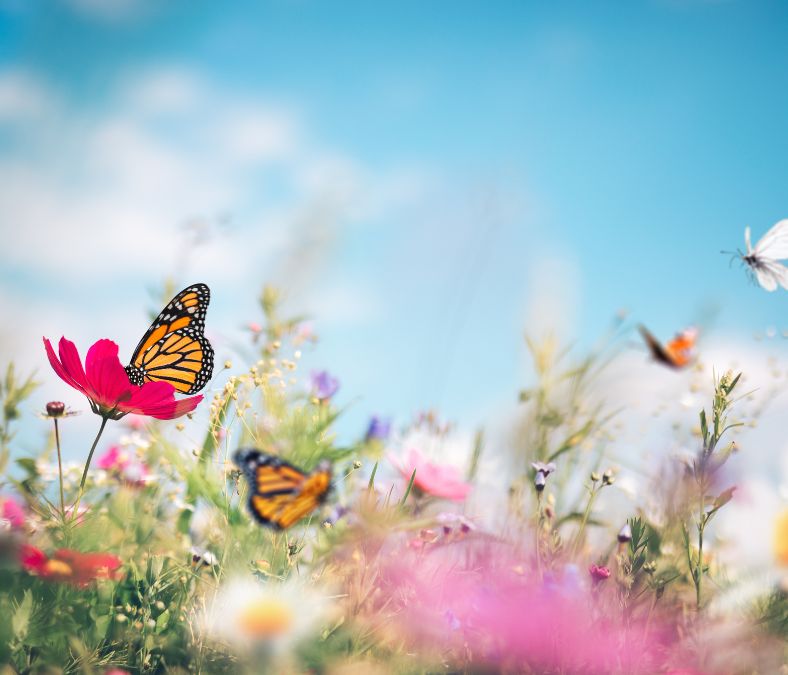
[637, 324, 678, 368]
[126, 284, 214, 394]
[664, 328, 697, 368]
[234, 449, 332, 529]
[754, 259, 788, 292]
[753, 219, 788, 260]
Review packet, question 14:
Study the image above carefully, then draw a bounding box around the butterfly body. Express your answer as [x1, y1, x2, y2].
[125, 284, 214, 394]
[638, 324, 697, 369]
[234, 448, 332, 530]
[738, 221, 788, 291]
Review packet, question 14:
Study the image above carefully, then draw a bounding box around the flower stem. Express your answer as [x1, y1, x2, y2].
[71, 415, 109, 521]
[571, 485, 599, 557]
[53, 418, 65, 517]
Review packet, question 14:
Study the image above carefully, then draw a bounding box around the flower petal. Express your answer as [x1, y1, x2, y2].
[84, 339, 132, 409]
[44, 337, 87, 395]
[123, 380, 202, 420]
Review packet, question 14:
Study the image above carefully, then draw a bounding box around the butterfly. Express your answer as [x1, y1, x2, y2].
[233, 448, 332, 530]
[125, 284, 214, 394]
[638, 324, 697, 369]
[737, 220, 788, 291]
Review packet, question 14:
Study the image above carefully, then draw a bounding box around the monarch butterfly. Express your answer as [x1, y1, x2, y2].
[233, 448, 332, 530]
[737, 220, 788, 291]
[637, 324, 697, 369]
[125, 284, 214, 394]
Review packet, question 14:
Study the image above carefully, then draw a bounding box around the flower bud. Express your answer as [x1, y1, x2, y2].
[617, 523, 632, 543]
[590, 471, 601, 482]
[589, 564, 611, 583]
[534, 472, 547, 491]
[46, 401, 65, 417]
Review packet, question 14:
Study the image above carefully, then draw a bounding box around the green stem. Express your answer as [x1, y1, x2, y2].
[53, 418, 65, 517]
[572, 485, 598, 557]
[696, 524, 704, 610]
[535, 491, 544, 579]
[71, 415, 109, 520]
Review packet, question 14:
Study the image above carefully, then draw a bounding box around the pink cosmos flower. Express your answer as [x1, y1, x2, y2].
[390, 448, 471, 501]
[0, 496, 25, 529]
[96, 445, 150, 486]
[44, 337, 202, 420]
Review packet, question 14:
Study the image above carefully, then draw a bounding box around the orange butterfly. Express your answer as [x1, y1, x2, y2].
[234, 449, 332, 530]
[125, 284, 214, 394]
[638, 324, 697, 369]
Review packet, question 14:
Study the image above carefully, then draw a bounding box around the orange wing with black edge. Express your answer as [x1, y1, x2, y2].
[125, 284, 214, 394]
[233, 448, 332, 530]
[638, 324, 697, 369]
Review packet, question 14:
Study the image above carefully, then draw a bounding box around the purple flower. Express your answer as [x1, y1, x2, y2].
[310, 370, 339, 401]
[365, 416, 391, 441]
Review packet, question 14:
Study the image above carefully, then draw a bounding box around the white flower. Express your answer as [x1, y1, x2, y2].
[201, 577, 332, 652]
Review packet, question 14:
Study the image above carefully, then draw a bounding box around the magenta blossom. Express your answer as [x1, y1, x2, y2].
[44, 337, 202, 421]
[0, 496, 25, 529]
[97, 446, 150, 486]
[589, 564, 611, 582]
[390, 448, 471, 501]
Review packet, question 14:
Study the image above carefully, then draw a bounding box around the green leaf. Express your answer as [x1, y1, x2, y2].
[12, 589, 32, 640]
[400, 468, 417, 506]
[699, 409, 708, 443]
[93, 614, 111, 640]
[176, 508, 194, 536]
[155, 609, 170, 633]
[367, 461, 379, 490]
[712, 486, 736, 511]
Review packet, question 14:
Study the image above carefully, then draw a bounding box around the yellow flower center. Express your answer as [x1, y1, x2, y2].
[44, 559, 73, 578]
[237, 598, 294, 639]
[774, 509, 788, 566]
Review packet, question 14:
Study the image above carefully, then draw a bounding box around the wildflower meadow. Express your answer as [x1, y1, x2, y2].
[0, 283, 785, 674]
[3, 3, 788, 674]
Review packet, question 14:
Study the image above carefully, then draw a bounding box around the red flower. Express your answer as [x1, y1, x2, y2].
[44, 337, 201, 420]
[21, 544, 122, 586]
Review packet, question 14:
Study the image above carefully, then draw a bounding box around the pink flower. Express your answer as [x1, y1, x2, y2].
[589, 564, 611, 582]
[96, 445, 124, 471]
[44, 337, 202, 421]
[96, 445, 150, 486]
[390, 448, 471, 501]
[0, 496, 25, 529]
[376, 539, 676, 672]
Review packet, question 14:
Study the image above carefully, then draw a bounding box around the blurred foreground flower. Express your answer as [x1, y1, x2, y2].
[774, 508, 788, 566]
[44, 337, 202, 421]
[201, 577, 332, 654]
[311, 370, 339, 401]
[21, 544, 122, 586]
[378, 541, 674, 672]
[0, 495, 25, 530]
[390, 448, 471, 501]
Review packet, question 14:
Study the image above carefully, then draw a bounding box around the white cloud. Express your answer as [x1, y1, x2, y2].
[0, 70, 54, 121]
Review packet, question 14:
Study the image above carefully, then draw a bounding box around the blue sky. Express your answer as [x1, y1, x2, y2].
[1, 0, 788, 457]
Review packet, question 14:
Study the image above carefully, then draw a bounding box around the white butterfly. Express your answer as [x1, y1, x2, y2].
[740, 219, 788, 291]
